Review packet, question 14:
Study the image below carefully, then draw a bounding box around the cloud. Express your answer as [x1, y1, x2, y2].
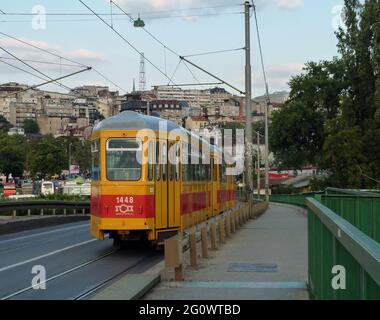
[0, 37, 105, 76]
[252, 63, 304, 92]
[110, 0, 304, 21]
[274, 0, 304, 9]
[68, 49, 105, 62]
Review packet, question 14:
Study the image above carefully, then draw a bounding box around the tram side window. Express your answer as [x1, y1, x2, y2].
[176, 144, 180, 181]
[156, 141, 161, 181]
[91, 139, 100, 180]
[148, 141, 154, 181]
[213, 159, 218, 181]
[162, 142, 167, 181]
[106, 138, 142, 181]
[221, 162, 227, 183]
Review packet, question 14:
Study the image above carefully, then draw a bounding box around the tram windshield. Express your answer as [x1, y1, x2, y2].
[106, 138, 142, 181]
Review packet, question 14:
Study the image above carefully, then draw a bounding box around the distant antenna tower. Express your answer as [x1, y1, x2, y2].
[139, 52, 146, 91]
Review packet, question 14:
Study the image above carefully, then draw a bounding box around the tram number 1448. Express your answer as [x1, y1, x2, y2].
[116, 196, 134, 204]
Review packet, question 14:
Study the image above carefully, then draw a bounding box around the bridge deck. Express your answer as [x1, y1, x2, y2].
[145, 203, 309, 300]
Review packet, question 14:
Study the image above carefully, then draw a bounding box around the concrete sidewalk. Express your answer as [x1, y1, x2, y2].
[144, 203, 309, 300]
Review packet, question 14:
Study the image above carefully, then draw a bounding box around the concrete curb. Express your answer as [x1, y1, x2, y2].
[0, 215, 90, 235]
[92, 273, 161, 300]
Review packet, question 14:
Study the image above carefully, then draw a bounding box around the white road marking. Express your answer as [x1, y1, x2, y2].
[0, 238, 97, 273]
[1, 250, 115, 300]
[0, 223, 89, 245]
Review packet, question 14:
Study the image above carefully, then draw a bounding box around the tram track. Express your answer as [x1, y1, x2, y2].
[1, 249, 117, 300]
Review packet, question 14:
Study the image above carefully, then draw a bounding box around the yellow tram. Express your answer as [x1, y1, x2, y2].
[90, 111, 235, 245]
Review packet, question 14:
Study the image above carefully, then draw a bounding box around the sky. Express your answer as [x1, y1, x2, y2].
[0, 0, 345, 97]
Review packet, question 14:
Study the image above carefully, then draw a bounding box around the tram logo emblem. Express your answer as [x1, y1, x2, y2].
[115, 204, 134, 215]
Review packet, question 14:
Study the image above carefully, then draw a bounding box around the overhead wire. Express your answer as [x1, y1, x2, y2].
[78, 0, 178, 87]
[0, 59, 83, 97]
[183, 47, 245, 58]
[0, 45, 88, 95]
[1, 4, 241, 16]
[252, 2, 271, 104]
[0, 31, 128, 93]
[0, 56, 83, 68]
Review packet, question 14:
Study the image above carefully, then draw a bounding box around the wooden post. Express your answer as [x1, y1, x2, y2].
[219, 219, 225, 244]
[201, 227, 208, 258]
[164, 236, 183, 281]
[231, 212, 236, 233]
[189, 233, 197, 268]
[225, 214, 231, 237]
[210, 223, 217, 250]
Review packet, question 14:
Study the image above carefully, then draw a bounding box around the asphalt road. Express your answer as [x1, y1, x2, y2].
[0, 221, 162, 300]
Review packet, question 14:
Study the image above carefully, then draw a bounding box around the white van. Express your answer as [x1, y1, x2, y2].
[41, 181, 55, 195]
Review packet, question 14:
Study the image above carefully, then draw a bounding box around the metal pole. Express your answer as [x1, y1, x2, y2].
[257, 131, 260, 199]
[69, 142, 72, 179]
[244, 1, 253, 201]
[265, 101, 270, 201]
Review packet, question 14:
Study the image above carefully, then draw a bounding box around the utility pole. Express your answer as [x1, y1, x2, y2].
[265, 101, 270, 201]
[257, 131, 260, 199]
[244, 1, 253, 201]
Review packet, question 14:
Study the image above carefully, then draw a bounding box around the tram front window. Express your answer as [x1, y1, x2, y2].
[106, 138, 142, 181]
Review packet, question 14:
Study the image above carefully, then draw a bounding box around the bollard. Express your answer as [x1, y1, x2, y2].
[40, 209, 44, 216]
[73, 209, 77, 215]
[82, 208, 85, 216]
[164, 236, 183, 281]
[53, 209, 56, 216]
[218, 219, 225, 244]
[12, 210, 16, 218]
[27, 209, 31, 216]
[189, 233, 197, 268]
[236, 210, 240, 229]
[201, 227, 208, 258]
[210, 223, 218, 250]
[63, 208, 67, 216]
[225, 214, 231, 237]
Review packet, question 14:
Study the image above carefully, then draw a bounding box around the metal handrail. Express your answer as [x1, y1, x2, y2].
[0, 200, 90, 214]
[325, 187, 380, 197]
[306, 197, 380, 286]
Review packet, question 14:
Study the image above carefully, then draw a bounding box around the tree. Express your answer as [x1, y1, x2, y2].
[28, 135, 66, 179]
[269, 0, 380, 188]
[269, 101, 324, 169]
[23, 119, 40, 134]
[0, 115, 12, 133]
[0, 134, 27, 179]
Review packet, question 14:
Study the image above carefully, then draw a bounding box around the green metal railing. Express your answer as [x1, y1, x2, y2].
[267, 188, 380, 299]
[307, 197, 380, 299]
[267, 192, 322, 207]
[319, 195, 380, 243]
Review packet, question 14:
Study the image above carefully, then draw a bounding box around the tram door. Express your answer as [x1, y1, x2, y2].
[168, 141, 181, 228]
[211, 157, 219, 215]
[155, 140, 168, 229]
